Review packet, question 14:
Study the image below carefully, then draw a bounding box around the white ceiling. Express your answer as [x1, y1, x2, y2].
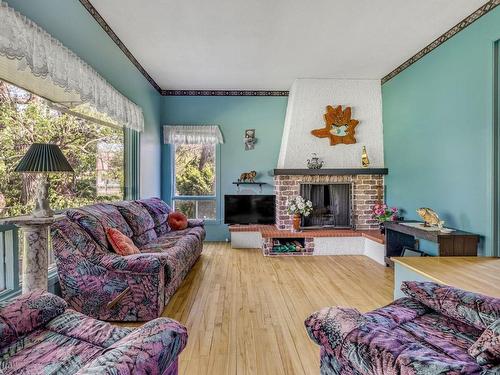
[91, 0, 486, 91]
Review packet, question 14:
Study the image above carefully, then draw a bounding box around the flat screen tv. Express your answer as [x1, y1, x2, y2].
[224, 195, 276, 225]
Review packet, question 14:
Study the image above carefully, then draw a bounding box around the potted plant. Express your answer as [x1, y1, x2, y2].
[287, 196, 313, 232]
[372, 203, 398, 233]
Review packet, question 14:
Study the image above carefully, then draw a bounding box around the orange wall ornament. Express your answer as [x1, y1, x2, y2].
[311, 105, 359, 145]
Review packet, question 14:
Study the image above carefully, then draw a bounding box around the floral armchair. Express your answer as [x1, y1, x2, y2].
[0, 290, 188, 374]
[305, 281, 500, 374]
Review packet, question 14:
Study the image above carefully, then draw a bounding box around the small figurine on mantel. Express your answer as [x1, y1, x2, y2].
[307, 153, 323, 169]
[361, 145, 370, 168]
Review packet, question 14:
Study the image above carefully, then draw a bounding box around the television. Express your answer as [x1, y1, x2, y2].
[224, 195, 276, 225]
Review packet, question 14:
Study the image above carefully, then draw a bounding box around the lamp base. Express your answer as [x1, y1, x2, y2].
[32, 174, 54, 218]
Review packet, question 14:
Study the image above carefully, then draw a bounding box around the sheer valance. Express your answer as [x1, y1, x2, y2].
[0, 1, 144, 132]
[163, 125, 224, 145]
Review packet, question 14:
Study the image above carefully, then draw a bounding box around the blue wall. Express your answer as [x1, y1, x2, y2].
[161, 96, 288, 240]
[383, 7, 500, 255]
[5, 0, 162, 198]
[15, 0, 499, 252]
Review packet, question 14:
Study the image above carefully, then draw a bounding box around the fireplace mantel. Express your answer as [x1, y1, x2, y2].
[273, 168, 388, 176]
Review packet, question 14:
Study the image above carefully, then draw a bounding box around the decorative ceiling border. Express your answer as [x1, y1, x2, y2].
[162, 90, 289, 96]
[80, 0, 289, 96]
[79, 0, 162, 94]
[81, 0, 499, 91]
[382, 0, 500, 84]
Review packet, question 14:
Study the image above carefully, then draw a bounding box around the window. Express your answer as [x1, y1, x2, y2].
[172, 144, 217, 220]
[0, 80, 126, 294]
[0, 80, 125, 219]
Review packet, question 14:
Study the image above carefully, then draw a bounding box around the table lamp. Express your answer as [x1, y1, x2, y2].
[14, 143, 74, 217]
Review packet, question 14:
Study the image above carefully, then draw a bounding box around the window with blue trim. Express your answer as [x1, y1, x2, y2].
[172, 143, 217, 220]
[0, 79, 139, 299]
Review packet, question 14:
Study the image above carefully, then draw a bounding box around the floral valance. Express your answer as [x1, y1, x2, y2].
[0, 1, 144, 132]
[163, 125, 224, 145]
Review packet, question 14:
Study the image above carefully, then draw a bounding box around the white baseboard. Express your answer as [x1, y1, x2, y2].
[230, 231, 386, 266]
[314, 236, 385, 265]
[364, 238, 385, 265]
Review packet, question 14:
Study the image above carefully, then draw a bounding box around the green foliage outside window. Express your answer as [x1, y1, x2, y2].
[0, 81, 124, 218]
[174, 144, 216, 219]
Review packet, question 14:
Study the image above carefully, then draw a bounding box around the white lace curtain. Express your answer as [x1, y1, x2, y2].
[0, 1, 144, 132]
[163, 125, 224, 144]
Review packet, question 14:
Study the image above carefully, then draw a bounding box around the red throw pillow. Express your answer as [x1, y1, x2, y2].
[168, 211, 188, 231]
[106, 228, 140, 256]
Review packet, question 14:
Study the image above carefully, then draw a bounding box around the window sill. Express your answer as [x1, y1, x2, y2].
[0, 268, 60, 302]
[203, 219, 221, 225]
[0, 288, 21, 302]
[173, 196, 217, 200]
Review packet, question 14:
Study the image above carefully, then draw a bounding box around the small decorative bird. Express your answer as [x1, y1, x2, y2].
[417, 208, 444, 229]
[361, 146, 370, 168]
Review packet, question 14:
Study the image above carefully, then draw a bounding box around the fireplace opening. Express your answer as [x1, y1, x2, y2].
[300, 183, 352, 229]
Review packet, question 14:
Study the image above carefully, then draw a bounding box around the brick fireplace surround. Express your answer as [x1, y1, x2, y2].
[229, 169, 388, 259]
[274, 173, 385, 231]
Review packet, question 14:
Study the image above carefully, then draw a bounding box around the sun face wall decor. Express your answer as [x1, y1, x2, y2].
[311, 105, 359, 145]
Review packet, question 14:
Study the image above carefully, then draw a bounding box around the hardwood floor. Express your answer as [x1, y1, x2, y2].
[138, 242, 393, 374]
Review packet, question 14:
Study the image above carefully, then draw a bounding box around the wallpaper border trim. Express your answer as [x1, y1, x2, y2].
[382, 0, 500, 84]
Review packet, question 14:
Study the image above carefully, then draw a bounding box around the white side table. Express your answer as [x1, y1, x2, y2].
[0, 215, 64, 293]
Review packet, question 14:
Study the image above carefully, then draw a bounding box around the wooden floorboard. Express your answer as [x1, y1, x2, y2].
[126, 242, 394, 375]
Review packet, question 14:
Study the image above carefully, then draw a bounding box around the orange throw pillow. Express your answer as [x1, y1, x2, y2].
[106, 228, 140, 256]
[168, 211, 188, 230]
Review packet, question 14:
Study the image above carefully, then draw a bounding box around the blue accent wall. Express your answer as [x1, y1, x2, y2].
[161, 96, 288, 240]
[382, 7, 500, 256]
[4, 0, 162, 198]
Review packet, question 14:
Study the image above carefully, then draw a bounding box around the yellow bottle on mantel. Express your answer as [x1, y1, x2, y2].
[361, 146, 370, 168]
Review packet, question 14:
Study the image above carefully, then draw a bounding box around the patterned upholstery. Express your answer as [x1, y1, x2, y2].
[401, 281, 500, 330]
[113, 201, 157, 246]
[66, 204, 133, 251]
[78, 318, 187, 374]
[51, 199, 204, 322]
[305, 282, 500, 374]
[138, 197, 173, 236]
[0, 291, 187, 375]
[469, 320, 500, 365]
[141, 232, 203, 284]
[0, 290, 67, 349]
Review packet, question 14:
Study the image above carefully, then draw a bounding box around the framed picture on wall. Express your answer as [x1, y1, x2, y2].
[245, 129, 256, 150]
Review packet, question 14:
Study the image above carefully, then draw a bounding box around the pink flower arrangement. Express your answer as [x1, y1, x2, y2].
[372, 203, 398, 223]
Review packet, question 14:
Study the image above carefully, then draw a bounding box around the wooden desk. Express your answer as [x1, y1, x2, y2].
[384, 221, 479, 267]
[393, 257, 500, 299]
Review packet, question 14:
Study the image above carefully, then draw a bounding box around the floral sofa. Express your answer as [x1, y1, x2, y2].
[0, 290, 187, 374]
[305, 281, 500, 374]
[51, 198, 205, 322]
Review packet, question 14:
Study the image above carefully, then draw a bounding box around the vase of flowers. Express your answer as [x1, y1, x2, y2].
[287, 196, 313, 232]
[371, 203, 398, 234]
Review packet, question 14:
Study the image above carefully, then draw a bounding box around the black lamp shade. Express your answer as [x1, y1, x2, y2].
[14, 143, 74, 173]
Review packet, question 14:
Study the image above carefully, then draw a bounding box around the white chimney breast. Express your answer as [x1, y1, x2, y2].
[277, 79, 384, 168]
